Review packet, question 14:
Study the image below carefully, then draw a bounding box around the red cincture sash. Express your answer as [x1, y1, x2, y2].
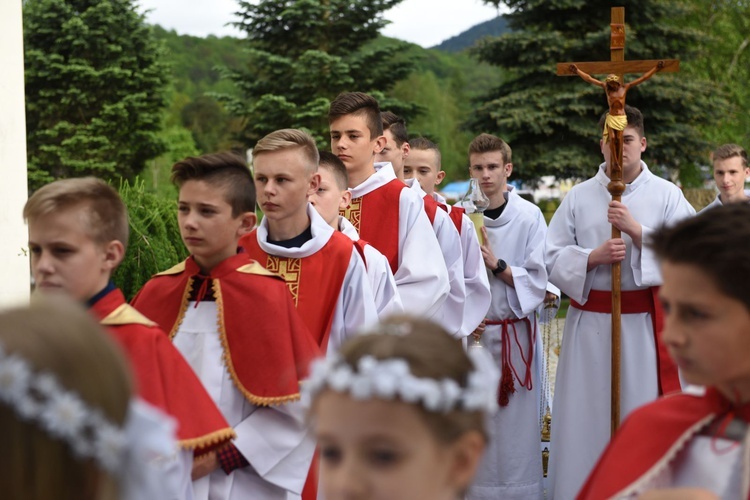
[485, 317, 536, 407]
[570, 287, 680, 395]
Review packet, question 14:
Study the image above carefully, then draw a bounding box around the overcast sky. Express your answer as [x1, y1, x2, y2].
[136, 0, 505, 48]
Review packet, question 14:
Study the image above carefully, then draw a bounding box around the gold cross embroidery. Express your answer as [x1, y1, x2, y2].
[340, 197, 362, 232]
[267, 256, 301, 306]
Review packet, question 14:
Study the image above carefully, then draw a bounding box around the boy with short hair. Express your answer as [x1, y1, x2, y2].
[132, 152, 322, 500]
[378, 110, 410, 179]
[310, 151, 403, 319]
[545, 106, 696, 499]
[240, 129, 378, 353]
[328, 92, 450, 319]
[463, 133, 548, 499]
[24, 177, 236, 497]
[701, 143, 749, 212]
[404, 137, 491, 338]
[579, 203, 750, 499]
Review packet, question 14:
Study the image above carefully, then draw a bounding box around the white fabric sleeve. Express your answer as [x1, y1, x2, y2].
[394, 188, 450, 318]
[460, 214, 491, 335]
[545, 191, 596, 304]
[364, 244, 404, 319]
[507, 212, 549, 318]
[432, 208, 466, 337]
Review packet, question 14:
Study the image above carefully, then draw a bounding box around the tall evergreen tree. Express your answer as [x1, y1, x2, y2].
[219, 0, 420, 149]
[24, 0, 169, 189]
[470, 0, 728, 183]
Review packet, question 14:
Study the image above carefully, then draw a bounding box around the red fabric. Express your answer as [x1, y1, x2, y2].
[352, 239, 368, 269]
[343, 178, 406, 273]
[439, 203, 465, 235]
[91, 288, 233, 455]
[570, 287, 681, 395]
[485, 317, 535, 407]
[132, 253, 322, 406]
[578, 388, 750, 499]
[422, 194, 439, 225]
[217, 442, 249, 475]
[240, 230, 352, 352]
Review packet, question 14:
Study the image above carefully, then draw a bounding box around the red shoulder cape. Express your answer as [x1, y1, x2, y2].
[131, 253, 321, 407]
[578, 388, 747, 499]
[91, 288, 234, 455]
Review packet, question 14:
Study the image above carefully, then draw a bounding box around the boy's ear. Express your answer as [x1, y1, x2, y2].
[435, 170, 446, 186]
[308, 172, 321, 197]
[447, 431, 485, 492]
[102, 240, 125, 271]
[237, 211, 257, 236]
[402, 141, 411, 159]
[340, 190, 352, 211]
[505, 163, 513, 178]
[373, 135, 386, 154]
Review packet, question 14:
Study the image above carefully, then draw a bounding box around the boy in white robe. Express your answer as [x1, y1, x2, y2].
[328, 92, 449, 319]
[404, 136, 491, 338]
[310, 150, 403, 320]
[465, 134, 548, 500]
[545, 106, 695, 499]
[700, 143, 749, 212]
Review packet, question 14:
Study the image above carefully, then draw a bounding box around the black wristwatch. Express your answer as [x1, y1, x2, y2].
[492, 259, 507, 275]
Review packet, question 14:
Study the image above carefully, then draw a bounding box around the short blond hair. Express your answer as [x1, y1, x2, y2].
[0, 296, 132, 499]
[24, 178, 129, 252]
[253, 129, 319, 173]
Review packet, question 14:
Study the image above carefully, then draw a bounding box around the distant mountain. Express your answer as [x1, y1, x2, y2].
[432, 16, 510, 52]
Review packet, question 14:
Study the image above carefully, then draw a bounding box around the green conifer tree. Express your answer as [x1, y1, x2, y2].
[24, 0, 169, 188]
[471, 0, 728, 183]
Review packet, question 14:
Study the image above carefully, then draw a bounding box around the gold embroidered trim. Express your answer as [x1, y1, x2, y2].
[101, 303, 157, 327]
[168, 277, 194, 340]
[213, 280, 301, 406]
[178, 427, 237, 454]
[156, 260, 187, 276]
[340, 196, 362, 232]
[236, 262, 281, 279]
[265, 256, 302, 307]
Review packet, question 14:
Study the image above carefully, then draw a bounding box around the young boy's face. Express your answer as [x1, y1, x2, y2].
[28, 206, 119, 301]
[378, 129, 408, 177]
[469, 150, 512, 199]
[310, 166, 350, 228]
[178, 180, 255, 273]
[253, 148, 319, 224]
[660, 260, 750, 393]
[330, 114, 384, 182]
[404, 148, 444, 196]
[713, 156, 749, 201]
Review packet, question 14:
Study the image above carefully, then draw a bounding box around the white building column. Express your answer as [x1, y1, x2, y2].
[0, 1, 30, 308]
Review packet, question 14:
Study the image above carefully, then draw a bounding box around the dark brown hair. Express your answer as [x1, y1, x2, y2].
[381, 111, 408, 146]
[651, 203, 750, 311]
[318, 151, 349, 191]
[328, 92, 383, 139]
[171, 152, 255, 216]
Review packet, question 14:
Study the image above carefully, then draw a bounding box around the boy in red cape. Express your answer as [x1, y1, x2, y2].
[579, 203, 750, 500]
[132, 152, 321, 500]
[24, 177, 235, 497]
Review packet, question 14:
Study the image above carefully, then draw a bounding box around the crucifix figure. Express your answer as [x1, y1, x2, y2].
[556, 7, 679, 436]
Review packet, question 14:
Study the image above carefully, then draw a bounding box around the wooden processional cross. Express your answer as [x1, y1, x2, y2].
[556, 7, 679, 436]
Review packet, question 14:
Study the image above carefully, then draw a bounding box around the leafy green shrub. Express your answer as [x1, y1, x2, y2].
[113, 179, 187, 300]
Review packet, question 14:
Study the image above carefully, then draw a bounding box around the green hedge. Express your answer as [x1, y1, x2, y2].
[113, 179, 187, 300]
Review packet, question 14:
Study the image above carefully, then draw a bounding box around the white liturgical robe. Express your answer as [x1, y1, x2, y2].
[545, 162, 695, 500]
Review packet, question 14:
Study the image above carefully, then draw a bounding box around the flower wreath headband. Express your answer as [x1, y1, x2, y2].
[0, 341, 125, 473]
[302, 343, 500, 415]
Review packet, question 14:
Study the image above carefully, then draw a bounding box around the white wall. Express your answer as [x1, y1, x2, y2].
[0, 0, 30, 308]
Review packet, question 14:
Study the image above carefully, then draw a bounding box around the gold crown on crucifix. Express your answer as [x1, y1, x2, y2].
[605, 74, 620, 83]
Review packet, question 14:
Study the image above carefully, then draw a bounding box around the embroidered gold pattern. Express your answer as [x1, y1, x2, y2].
[340, 196, 362, 232]
[266, 256, 302, 306]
